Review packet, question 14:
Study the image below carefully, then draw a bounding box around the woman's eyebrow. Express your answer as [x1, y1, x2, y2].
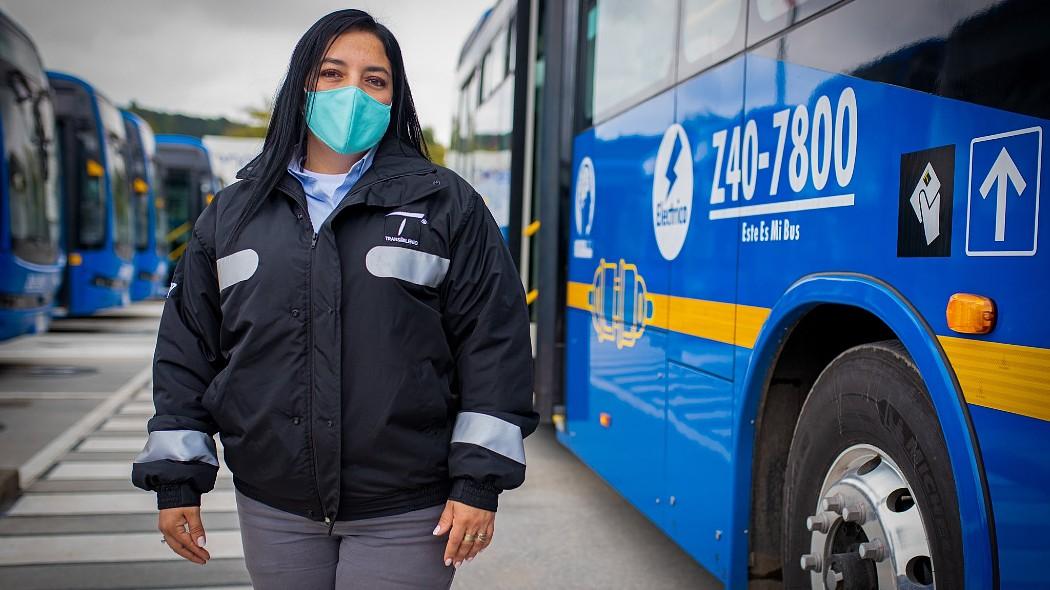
[363, 65, 391, 76]
[320, 58, 390, 77]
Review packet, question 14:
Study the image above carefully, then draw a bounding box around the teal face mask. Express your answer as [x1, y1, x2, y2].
[305, 85, 391, 154]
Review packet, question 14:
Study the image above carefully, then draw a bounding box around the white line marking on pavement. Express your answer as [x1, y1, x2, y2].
[0, 391, 119, 400]
[0, 530, 243, 566]
[46, 461, 232, 481]
[101, 416, 151, 432]
[18, 365, 152, 488]
[7, 490, 236, 516]
[171, 583, 255, 587]
[119, 401, 156, 415]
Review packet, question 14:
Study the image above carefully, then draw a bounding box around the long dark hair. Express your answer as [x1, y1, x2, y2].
[232, 9, 429, 239]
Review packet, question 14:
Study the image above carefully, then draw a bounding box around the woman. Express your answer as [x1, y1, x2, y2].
[132, 9, 537, 589]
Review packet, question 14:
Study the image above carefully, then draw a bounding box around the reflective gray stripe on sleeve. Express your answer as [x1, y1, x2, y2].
[365, 246, 450, 288]
[133, 430, 219, 466]
[450, 412, 526, 465]
[217, 248, 259, 291]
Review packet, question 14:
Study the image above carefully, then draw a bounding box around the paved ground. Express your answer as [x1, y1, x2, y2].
[0, 302, 720, 589]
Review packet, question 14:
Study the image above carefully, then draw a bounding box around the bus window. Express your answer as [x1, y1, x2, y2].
[747, 0, 840, 46]
[678, 0, 746, 79]
[3, 72, 58, 265]
[585, 0, 677, 125]
[97, 98, 131, 261]
[75, 128, 105, 249]
[124, 121, 150, 251]
[484, 28, 506, 98]
[505, 17, 516, 76]
[163, 168, 191, 255]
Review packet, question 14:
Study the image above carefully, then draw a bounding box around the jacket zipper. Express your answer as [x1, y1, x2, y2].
[306, 228, 333, 533]
[283, 168, 437, 536]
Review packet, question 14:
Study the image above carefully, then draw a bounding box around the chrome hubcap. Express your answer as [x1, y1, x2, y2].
[800, 444, 935, 589]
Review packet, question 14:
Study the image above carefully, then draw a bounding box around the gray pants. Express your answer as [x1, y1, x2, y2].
[235, 489, 456, 589]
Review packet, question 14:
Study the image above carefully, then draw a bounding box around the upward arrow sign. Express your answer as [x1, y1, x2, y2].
[979, 146, 1027, 242]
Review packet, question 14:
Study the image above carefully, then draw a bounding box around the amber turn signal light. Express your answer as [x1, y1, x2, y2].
[946, 293, 995, 334]
[599, 412, 612, 428]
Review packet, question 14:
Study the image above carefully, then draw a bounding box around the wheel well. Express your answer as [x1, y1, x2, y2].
[748, 304, 896, 585]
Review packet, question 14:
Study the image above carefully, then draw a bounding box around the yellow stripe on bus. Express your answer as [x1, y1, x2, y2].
[940, 336, 1050, 422]
[566, 281, 592, 311]
[565, 281, 770, 348]
[566, 281, 1050, 422]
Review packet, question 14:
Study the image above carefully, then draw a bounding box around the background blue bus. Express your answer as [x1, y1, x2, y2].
[154, 134, 215, 270]
[0, 10, 62, 341]
[458, 0, 1050, 588]
[48, 71, 133, 316]
[122, 110, 168, 300]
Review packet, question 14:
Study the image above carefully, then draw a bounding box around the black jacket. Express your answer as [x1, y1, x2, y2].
[132, 136, 537, 524]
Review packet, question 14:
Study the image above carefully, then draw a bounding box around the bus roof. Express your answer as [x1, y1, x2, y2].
[46, 70, 116, 105]
[0, 9, 47, 85]
[155, 134, 209, 155]
[457, 6, 494, 67]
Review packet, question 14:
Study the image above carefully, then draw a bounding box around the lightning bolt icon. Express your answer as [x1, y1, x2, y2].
[665, 133, 682, 193]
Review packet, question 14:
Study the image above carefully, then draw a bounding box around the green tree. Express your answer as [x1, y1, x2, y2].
[422, 126, 446, 166]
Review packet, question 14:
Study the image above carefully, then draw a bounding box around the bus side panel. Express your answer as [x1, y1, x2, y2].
[729, 51, 1048, 587]
[968, 406, 1050, 588]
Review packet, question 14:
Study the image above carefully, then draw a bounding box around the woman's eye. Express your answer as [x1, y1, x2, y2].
[367, 77, 387, 88]
[321, 70, 340, 79]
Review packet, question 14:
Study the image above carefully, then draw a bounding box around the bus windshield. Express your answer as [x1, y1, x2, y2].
[2, 71, 59, 265]
[123, 119, 150, 251]
[162, 166, 193, 256]
[97, 96, 131, 260]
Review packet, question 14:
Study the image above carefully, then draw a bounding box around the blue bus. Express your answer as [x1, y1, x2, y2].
[458, 0, 1050, 587]
[122, 110, 168, 300]
[48, 71, 133, 316]
[154, 134, 215, 269]
[450, 0, 537, 305]
[0, 11, 62, 340]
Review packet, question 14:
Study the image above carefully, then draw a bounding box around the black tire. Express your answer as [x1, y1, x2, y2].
[782, 340, 964, 589]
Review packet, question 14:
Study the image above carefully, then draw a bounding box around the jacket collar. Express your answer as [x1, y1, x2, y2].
[235, 134, 440, 209]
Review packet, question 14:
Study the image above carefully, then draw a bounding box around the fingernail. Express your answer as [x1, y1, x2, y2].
[468, 556, 474, 562]
[432, 525, 441, 535]
[444, 558, 452, 567]
[196, 536, 206, 548]
[455, 561, 462, 567]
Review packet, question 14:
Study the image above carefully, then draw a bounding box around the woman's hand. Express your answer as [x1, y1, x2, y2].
[158, 506, 211, 565]
[433, 499, 495, 568]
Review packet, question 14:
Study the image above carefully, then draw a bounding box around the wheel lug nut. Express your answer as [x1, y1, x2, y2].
[800, 553, 822, 572]
[821, 493, 845, 513]
[825, 568, 845, 589]
[842, 504, 867, 524]
[858, 539, 886, 562]
[806, 511, 835, 533]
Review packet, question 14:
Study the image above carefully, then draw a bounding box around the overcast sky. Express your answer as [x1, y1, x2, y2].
[1, 0, 492, 143]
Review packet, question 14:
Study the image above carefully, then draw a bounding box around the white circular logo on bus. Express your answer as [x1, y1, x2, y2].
[652, 124, 693, 260]
[575, 157, 596, 236]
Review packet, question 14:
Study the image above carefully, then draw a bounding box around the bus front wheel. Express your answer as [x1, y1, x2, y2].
[781, 341, 964, 589]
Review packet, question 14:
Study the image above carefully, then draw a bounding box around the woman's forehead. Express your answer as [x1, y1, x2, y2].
[324, 30, 389, 68]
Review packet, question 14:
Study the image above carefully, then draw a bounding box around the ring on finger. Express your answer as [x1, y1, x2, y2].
[463, 533, 478, 543]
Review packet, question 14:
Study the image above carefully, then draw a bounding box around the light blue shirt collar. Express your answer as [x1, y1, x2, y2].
[287, 145, 377, 233]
